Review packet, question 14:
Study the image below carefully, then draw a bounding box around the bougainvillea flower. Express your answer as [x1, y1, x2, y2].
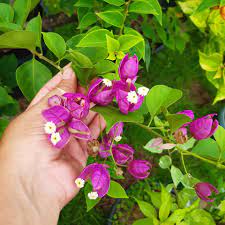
[99, 122, 124, 158]
[112, 144, 134, 165]
[195, 182, 219, 202]
[190, 114, 218, 140]
[42, 105, 91, 148]
[48, 95, 63, 107]
[177, 110, 194, 127]
[42, 105, 71, 126]
[63, 93, 90, 119]
[113, 81, 144, 114]
[108, 122, 124, 142]
[75, 163, 110, 199]
[128, 160, 151, 179]
[119, 54, 139, 83]
[87, 78, 114, 106]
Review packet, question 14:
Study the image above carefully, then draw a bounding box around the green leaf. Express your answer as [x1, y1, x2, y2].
[214, 125, 225, 155]
[0, 118, 10, 137]
[84, 183, 100, 212]
[67, 49, 93, 68]
[42, 32, 66, 59]
[0, 30, 36, 50]
[159, 184, 172, 221]
[135, 198, 157, 218]
[107, 180, 128, 198]
[192, 138, 225, 160]
[144, 139, 163, 154]
[0, 3, 14, 22]
[106, 34, 120, 54]
[16, 58, 52, 101]
[77, 29, 113, 48]
[30, 0, 39, 11]
[66, 34, 85, 49]
[0, 54, 18, 88]
[166, 114, 191, 133]
[94, 60, 115, 74]
[159, 155, 172, 169]
[118, 34, 143, 51]
[144, 39, 151, 72]
[13, 0, 31, 26]
[178, 188, 196, 208]
[184, 209, 216, 225]
[150, 0, 163, 25]
[0, 86, 14, 107]
[181, 174, 199, 188]
[199, 51, 223, 72]
[146, 190, 162, 208]
[195, 0, 219, 14]
[96, 11, 124, 28]
[221, 0, 225, 6]
[75, 0, 94, 8]
[129, 0, 158, 15]
[92, 105, 144, 132]
[26, 15, 42, 48]
[146, 85, 183, 119]
[132, 218, 154, 225]
[78, 12, 97, 30]
[0, 22, 22, 32]
[171, 166, 183, 188]
[103, 0, 125, 6]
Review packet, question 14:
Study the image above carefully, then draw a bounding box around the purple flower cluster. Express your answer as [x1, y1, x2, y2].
[42, 93, 91, 148]
[175, 110, 218, 142]
[99, 122, 151, 180]
[88, 54, 149, 114]
[74, 122, 151, 199]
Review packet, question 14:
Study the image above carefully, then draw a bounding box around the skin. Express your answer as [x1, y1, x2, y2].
[0, 65, 105, 225]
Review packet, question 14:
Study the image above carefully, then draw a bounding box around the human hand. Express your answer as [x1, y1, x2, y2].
[0, 65, 105, 225]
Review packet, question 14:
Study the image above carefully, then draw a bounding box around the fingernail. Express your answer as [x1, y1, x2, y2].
[62, 67, 73, 80]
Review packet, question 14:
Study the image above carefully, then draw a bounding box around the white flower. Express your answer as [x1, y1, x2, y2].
[50, 132, 61, 145]
[114, 135, 122, 142]
[138, 87, 149, 96]
[88, 191, 98, 200]
[127, 91, 138, 104]
[103, 78, 112, 87]
[44, 121, 56, 134]
[75, 178, 85, 188]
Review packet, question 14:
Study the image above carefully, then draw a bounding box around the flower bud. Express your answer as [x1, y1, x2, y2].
[48, 95, 63, 107]
[87, 78, 114, 106]
[119, 54, 139, 83]
[87, 139, 100, 157]
[174, 127, 188, 144]
[115, 167, 123, 176]
[127, 160, 151, 179]
[112, 144, 134, 165]
[189, 114, 218, 140]
[195, 182, 219, 202]
[63, 93, 90, 119]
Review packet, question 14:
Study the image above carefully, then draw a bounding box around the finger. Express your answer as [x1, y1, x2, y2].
[28, 64, 72, 110]
[31, 66, 77, 111]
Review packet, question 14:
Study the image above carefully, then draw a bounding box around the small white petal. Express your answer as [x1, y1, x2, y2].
[75, 178, 85, 188]
[138, 87, 149, 97]
[114, 136, 122, 142]
[88, 191, 98, 200]
[103, 78, 112, 87]
[44, 121, 56, 134]
[50, 132, 61, 145]
[127, 91, 138, 104]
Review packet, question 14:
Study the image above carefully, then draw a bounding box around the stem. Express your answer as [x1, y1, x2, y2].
[31, 50, 62, 71]
[134, 122, 225, 169]
[119, 0, 132, 35]
[180, 151, 188, 174]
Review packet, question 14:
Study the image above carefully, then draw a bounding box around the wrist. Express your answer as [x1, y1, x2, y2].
[0, 157, 60, 225]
